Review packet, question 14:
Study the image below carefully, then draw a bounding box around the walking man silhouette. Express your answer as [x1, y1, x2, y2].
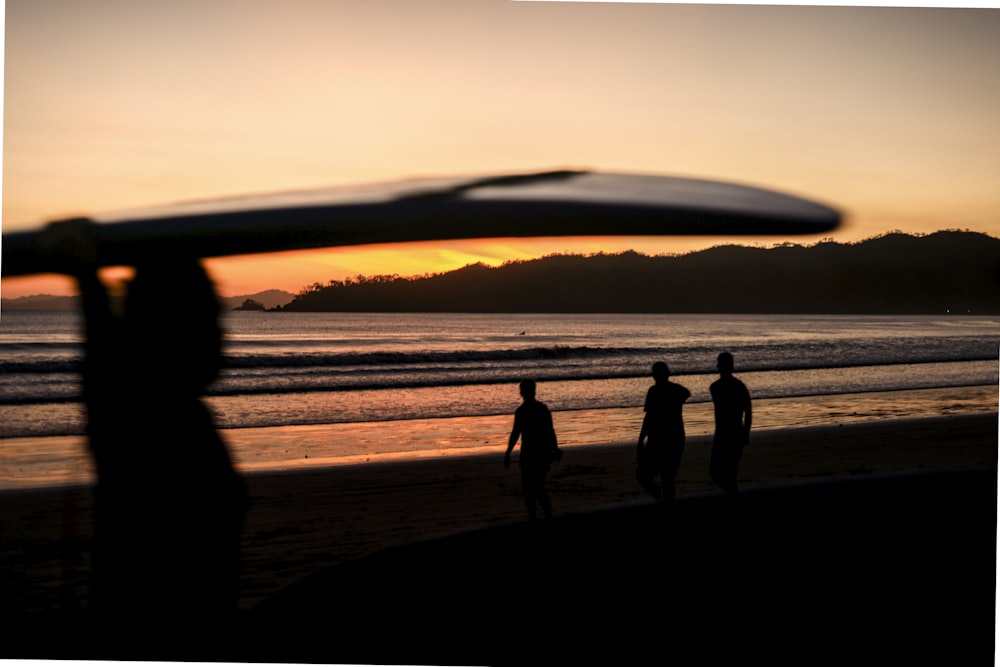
[505, 380, 562, 520]
[637, 361, 691, 500]
[709, 352, 752, 492]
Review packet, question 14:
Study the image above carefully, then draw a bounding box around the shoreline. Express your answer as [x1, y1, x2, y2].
[1, 383, 996, 491]
[1, 412, 995, 625]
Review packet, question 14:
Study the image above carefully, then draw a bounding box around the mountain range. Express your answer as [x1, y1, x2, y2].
[278, 231, 999, 315]
[3, 231, 997, 315]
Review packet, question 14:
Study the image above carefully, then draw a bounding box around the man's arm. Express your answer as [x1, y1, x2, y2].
[742, 385, 753, 442]
[546, 409, 563, 462]
[637, 412, 650, 449]
[504, 415, 521, 469]
[37, 219, 113, 349]
[638, 387, 654, 448]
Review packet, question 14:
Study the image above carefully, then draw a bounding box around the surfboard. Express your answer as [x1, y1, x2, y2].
[1, 169, 840, 277]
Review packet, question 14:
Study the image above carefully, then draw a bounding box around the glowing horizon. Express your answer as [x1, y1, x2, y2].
[4, 227, 968, 301]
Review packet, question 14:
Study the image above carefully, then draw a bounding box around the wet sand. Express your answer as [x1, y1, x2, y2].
[235, 412, 998, 608]
[3, 411, 994, 633]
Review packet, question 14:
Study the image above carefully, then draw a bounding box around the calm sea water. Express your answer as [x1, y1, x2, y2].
[1, 311, 997, 438]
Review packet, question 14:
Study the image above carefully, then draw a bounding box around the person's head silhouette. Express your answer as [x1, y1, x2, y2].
[652, 361, 670, 383]
[519, 379, 537, 401]
[717, 352, 735, 377]
[124, 257, 223, 394]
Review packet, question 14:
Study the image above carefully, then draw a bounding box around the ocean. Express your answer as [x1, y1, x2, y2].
[1, 311, 997, 488]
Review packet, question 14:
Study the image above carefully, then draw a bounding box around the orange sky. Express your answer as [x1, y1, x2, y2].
[3, 1, 1000, 299]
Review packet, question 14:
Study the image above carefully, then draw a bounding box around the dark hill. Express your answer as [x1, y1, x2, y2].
[278, 231, 1000, 314]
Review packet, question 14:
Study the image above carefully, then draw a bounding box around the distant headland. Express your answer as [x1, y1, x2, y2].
[275, 231, 999, 315]
[3, 231, 997, 315]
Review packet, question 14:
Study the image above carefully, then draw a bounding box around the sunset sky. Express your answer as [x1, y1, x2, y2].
[3, 1, 1000, 299]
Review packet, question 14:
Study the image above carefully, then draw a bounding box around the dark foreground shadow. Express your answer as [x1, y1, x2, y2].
[243, 468, 996, 666]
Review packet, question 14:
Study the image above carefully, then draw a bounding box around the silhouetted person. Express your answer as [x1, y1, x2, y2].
[709, 352, 752, 492]
[637, 361, 691, 500]
[504, 380, 563, 520]
[41, 220, 248, 656]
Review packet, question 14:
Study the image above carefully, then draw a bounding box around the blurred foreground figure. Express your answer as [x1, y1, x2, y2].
[41, 221, 248, 657]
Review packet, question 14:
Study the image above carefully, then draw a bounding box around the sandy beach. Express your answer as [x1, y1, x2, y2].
[2, 410, 996, 644]
[229, 413, 993, 599]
